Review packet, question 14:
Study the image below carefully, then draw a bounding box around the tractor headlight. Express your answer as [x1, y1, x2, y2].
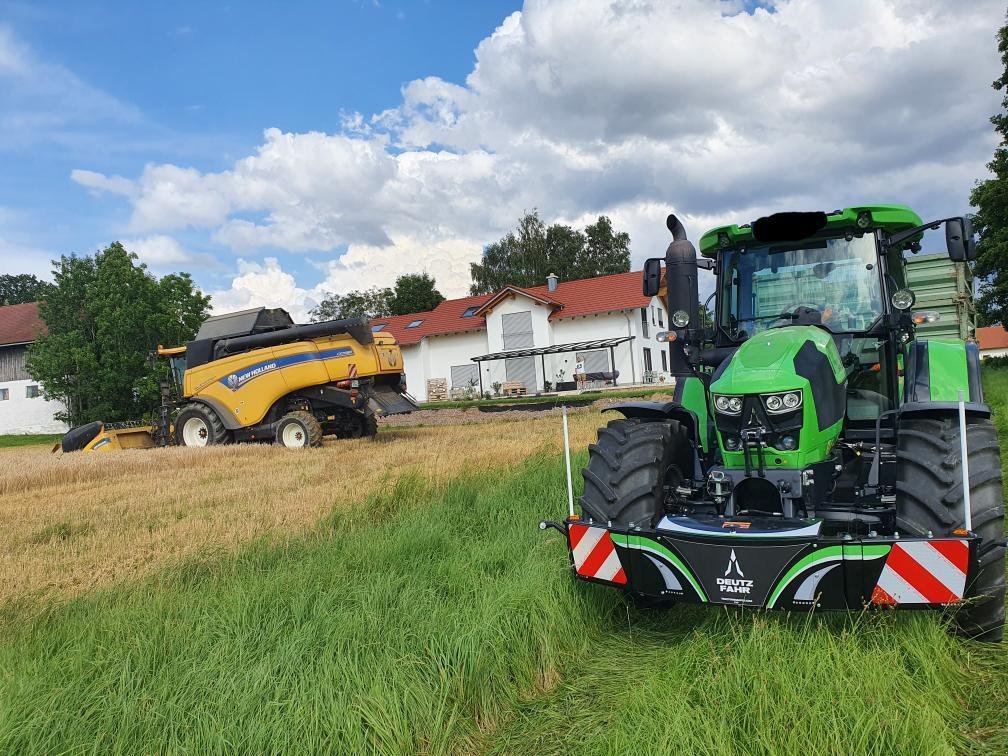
[672, 310, 690, 328]
[762, 390, 802, 414]
[891, 289, 916, 311]
[856, 210, 872, 229]
[714, 395, 742, 415]
[778, 435, 797, 450]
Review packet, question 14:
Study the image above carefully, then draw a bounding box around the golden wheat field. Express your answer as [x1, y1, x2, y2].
[0, 410, 603, 607]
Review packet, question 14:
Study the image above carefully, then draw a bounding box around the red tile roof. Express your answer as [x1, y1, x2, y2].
[371, 270, 651, 346]
[0, 302, 46, 347]
[977, 325, 1008, 351]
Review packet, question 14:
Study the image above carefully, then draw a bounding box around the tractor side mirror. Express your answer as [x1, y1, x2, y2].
[946, 217, 977, 262]
[643, 258, 663, 296]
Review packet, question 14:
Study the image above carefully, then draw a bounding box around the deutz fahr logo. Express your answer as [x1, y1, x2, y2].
[717, 549, 755, 595]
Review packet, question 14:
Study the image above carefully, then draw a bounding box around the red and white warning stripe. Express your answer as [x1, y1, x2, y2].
[348, 363, 358, 378]
[870, 539, 969, 605]
[568, 523, 626, 584]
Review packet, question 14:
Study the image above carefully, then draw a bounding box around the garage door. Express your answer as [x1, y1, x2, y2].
[450, 363, 479, 389]
[576, 349, 610, 374]
[505, 356, 537, 391]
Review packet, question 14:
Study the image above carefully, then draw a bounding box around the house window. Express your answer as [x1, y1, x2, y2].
[371, 324, 386, 332]
[461, 306, 480, 318]
[640, 308, 649, 339]
[657, 308, 664, 328]
[26, 384, 40, 399]
[502, 311, 534, 350]
[660, 349, 668, 372]
[407, 320, 424, 328]
[450, 363, 479, 389]
[651, 306, 656, 326]
[0, 388, 8, 401]
[643, 348, 653, 372]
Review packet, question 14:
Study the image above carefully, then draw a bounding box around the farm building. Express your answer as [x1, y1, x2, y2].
[370, 270, 670, 401]
[0, 302, 67, 434]
[977, 325, 1008, 359]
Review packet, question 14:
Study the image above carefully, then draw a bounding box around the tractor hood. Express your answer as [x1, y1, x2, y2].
[710, 326, 847, 468]
[712, 326, 844, 391]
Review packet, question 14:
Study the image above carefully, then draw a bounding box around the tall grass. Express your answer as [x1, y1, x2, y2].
[0, 447, 988, 754]
[0, 411, 602, 606]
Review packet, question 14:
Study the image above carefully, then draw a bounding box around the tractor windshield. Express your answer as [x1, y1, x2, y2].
[719, 233, 883, 338]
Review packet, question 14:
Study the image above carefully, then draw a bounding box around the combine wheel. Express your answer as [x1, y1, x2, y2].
[175, 403, 230, 447]
[897, 416, 1005, 641]
[580, 418, 692, 526]
[275, 411, 323, 449]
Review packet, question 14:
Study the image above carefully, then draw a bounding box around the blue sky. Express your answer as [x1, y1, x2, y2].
[0, 0, 520, 289]
[0, 1, 1003, 319]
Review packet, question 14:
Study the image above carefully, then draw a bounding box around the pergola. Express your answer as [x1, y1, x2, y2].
[470, 336, 635, 394]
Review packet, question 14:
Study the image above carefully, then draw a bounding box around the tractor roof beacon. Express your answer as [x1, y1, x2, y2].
[554, 205, 1005, 642]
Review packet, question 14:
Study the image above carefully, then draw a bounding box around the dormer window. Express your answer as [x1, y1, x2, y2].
[407, 319, 424, 328]
[461, 306, 479, 318]
[371, 324, 386, 332]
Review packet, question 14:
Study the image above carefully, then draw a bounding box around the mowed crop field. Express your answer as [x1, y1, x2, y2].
[1, 381, 1007, 754]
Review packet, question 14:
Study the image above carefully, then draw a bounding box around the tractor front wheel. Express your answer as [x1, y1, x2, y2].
[174, 403, 230, 447]
[897, 415, 1005, 642]
[579, 418, 692, 526]
[275, 411, 324, 449]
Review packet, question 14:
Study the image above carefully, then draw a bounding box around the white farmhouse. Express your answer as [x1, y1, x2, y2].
[371, 271, 671, 402]
[0, 303, 67, 434]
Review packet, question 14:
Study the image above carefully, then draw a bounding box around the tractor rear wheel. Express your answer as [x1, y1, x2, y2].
[897, 416, 1005, 641]
[580, 418, 692, 526]
[175, 403, 230, 447]
[275, 411, 323, 449]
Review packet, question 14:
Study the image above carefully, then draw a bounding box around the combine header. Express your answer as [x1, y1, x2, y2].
[544, 207, 1005, 641]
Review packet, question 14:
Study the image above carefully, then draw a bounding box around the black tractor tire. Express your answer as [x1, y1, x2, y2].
[327, 409, 378, 440]
[580, 418, 693, 526]
[274, 411, 323, 449]
[61, 421, 104, 453]
[897, 416, 1005, 642]
[174, 403, 230, 447]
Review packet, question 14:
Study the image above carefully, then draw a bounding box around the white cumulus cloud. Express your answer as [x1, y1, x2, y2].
[70, 0, 1005, 314]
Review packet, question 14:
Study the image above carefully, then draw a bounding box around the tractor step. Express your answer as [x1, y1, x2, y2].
[565, 517, 978, 612]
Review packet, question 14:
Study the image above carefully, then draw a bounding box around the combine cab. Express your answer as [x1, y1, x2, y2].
[62, 307, 416, 451]
[546, 207, 1005, 641]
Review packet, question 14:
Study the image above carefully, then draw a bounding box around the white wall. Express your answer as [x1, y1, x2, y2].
[0, 379, 68, 434]
[401, 293, 673, 402]
[981, 348, 1008, 360]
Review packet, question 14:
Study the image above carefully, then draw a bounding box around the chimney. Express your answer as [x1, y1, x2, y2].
[547, 273, 558, 292]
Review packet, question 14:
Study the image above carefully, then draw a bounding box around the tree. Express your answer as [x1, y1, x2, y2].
[309, 286, 392, 322]
[469, 212, 631, 295]
[970, 15, 1008, 326]
[388, 272, 445, 315]
[0, 273, 50, 305]
[26, 242, 210, 426]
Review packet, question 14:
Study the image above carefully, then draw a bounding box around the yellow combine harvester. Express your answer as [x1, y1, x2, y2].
[61, 307, 416, 451]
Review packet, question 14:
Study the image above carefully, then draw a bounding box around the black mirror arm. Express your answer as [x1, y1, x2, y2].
[883, 217, 958, 250]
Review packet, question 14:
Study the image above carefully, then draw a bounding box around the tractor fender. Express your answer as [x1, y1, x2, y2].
[604, 401, 702, 448]
[187, 395, 242, 430]
[904, 339, 984, 404]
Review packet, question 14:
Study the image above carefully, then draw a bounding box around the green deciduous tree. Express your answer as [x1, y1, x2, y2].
[388, 272, 445, 315]
[309, 286, 393, 322]
[26, 242, 210, 426]
[970, 15, 1008, 327]
[310, 273, 448, 322]
[0, 273, 50, 305]
[469, 212, 631, 295]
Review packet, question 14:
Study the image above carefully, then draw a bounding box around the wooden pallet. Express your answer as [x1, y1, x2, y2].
[501, 381, 527, 397]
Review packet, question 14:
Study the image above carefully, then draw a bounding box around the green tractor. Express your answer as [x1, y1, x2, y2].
[551, 206, 1005, 641]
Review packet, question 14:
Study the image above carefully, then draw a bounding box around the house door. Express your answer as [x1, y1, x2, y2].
[505, 356, 537, 392]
